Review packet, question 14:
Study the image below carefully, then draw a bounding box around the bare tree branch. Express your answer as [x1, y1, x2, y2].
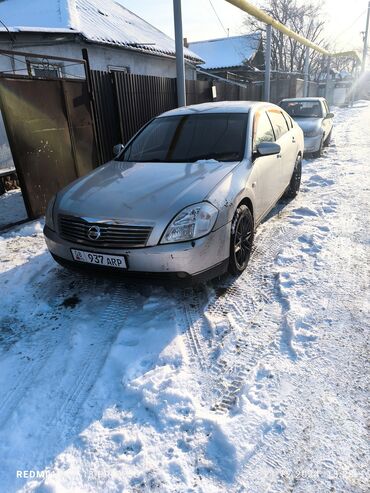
[243, 0, 329, 77]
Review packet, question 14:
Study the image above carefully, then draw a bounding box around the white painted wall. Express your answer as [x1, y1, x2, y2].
[0, 36, 197, 79]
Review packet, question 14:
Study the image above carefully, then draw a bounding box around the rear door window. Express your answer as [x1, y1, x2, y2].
[267, 109, 289, 140]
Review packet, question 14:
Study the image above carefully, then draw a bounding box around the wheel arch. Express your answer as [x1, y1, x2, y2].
[235, 196, 254, 223]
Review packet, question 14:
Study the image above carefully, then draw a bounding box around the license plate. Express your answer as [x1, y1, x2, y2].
[71, 249, 127, 269]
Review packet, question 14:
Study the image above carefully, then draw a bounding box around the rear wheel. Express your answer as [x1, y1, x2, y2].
[284, 155, 302, 199]
[228, 205, 254, 275]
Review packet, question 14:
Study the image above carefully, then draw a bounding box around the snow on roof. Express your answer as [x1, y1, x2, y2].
[0, 0, 203, 63]
[188, 33, 262, 70]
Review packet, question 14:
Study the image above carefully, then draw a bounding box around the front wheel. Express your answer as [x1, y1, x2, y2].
[324, 129, 332, 147]
[312, 137, 324, 158]
[228, 205, 254, 275]
[284, 155, 302, 199]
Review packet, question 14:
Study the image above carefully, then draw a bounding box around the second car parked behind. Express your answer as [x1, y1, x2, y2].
[279, 97, 334, 157]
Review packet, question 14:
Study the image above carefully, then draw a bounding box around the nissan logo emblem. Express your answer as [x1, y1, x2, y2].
[87, 225, 101, 241]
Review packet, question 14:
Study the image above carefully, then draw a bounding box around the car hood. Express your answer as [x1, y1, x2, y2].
[293, 117, 323, 133]
[57, 159, 239, 233]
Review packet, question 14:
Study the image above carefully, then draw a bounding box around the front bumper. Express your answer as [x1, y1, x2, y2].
[44, 223, 231, 281]
[304, 134, 322, 153]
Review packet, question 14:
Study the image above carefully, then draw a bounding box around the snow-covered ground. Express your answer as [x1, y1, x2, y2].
[0, 102, 369, 493]
[0, 189, 28, 229]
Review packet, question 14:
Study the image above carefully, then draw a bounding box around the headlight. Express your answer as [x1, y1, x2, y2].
[161, 202, 218, 244]
[304, 129, 321, 138]
[45, 194, 57, 231]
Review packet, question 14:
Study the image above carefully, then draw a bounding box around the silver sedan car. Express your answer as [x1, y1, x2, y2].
[44, 101, 304, 282]
[279, 97, 334, 157]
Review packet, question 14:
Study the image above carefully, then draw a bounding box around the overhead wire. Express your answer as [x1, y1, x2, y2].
[207, 0, 229, 36]
[203, 0, 262, 79]
[327, 9, 366, 49]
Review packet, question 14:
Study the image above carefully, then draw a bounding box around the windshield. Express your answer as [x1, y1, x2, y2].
[280, 100, 323, 118]
[118, 113, 248, 163]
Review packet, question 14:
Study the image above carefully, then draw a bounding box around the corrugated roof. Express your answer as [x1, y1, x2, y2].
[0, 0, 203, 63]
[188, 33, 262, 70]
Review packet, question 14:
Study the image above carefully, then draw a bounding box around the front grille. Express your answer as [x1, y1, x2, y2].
[59, 215, 152, 248]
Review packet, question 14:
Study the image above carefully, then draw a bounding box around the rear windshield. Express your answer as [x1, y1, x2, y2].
[118, 113, 248, 163]
[280, 100, 323, 118]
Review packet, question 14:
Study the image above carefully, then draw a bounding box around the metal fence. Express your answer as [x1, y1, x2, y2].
[113, 72, 177, 146]
[90, 70, 265, 164]
[90, 70, 121, 170]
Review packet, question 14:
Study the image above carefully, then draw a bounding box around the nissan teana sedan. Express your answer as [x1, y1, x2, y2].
[44, 101, 304, 282]
[279, 97, 334, 157]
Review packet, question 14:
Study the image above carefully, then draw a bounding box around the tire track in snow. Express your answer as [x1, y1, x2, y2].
[179, 210, 299, 413]
[0, 332, 60, 429]
[208, 221, 298, 413]
[176, 285, 222, 407]
[0, 272, 97, 429]
[30, 281, 136, 469]
[179, 286, 210, 371]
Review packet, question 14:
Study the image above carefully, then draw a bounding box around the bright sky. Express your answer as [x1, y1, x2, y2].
[118, 0, 368, 54]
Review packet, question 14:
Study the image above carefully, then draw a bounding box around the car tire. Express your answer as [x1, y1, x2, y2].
[324, 129, 332, 147]
[228, 205, 254, 275]
[284, 155, 302, 199]
[312, 136, 324, 158]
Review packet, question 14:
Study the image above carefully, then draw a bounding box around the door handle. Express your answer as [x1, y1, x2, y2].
[292, 137, 296, 143]
[276, 154, 282, 159]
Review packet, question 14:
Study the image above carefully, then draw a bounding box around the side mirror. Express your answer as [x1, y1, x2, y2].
[325, 112, 334, 119]
[256, 142, 281, 156]
[113, 143, 124, 157]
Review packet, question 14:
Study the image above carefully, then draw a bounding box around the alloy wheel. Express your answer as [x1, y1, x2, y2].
[233, 213, 253, 270]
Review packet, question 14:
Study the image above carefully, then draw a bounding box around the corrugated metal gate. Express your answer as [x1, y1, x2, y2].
[90, 71, 178, 163]
[90, 71, 263, 165]
[113, 72, 177, 147]
[0, 73, 98, 218]
[89, 70, 121, 166]
[185, 80, 212, 105]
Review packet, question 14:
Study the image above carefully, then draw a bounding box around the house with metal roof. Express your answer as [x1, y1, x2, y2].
[0, 0, 203, 79]
[188, 33, 264, 83]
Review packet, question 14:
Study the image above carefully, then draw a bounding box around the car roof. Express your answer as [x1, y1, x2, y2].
[159, 100, 268, 117]
[280, 97, 326, 102]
